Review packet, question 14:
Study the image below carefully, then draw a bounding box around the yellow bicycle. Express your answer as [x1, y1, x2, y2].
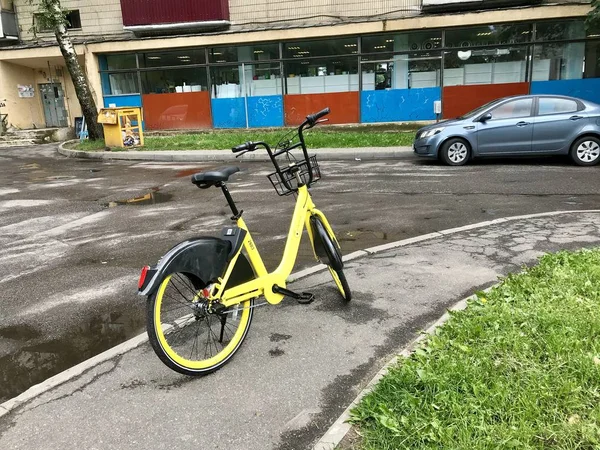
[138, 108, 351, 375]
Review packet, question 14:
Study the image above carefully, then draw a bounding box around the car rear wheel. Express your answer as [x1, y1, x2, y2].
[440, 138, 470, 166]
[570, 136, 600, 166]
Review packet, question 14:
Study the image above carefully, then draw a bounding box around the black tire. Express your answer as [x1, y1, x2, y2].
[329, 266, 352, 302]
[440, 138, 470, 166]
[570, 136, 600, 166]
[146, 273, 254, 376]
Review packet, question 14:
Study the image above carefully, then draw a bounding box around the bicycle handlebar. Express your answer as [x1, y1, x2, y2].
[232, 141, 254, 152]
[305, 108, 330, 127]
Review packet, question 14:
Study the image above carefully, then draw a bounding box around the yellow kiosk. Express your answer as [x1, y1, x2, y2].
[98, 107, 144, 148]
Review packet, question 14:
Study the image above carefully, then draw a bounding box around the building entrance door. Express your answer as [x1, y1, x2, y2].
[40, 83, 68, 127]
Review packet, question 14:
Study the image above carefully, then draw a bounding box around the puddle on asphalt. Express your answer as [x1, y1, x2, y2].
[339, 229, 388, 242]
[103, 190, 173, 208]
[0, 310, 145, 403]
[20, 163, 41, 170]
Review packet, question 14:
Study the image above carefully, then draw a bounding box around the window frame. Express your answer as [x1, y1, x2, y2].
[34, 9, 81, 33]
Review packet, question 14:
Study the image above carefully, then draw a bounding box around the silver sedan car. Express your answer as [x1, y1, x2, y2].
[413, 95, 600, 166]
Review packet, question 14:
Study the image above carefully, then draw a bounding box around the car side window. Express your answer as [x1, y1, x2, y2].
[489, 99, 533, 120]
[538, 98, 579, 116]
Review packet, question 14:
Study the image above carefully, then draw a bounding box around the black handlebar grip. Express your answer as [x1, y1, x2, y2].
[232, 141, 251, 152]
[306, 107, 330, 125]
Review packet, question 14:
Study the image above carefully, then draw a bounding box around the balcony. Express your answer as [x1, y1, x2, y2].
[120, 0, 230, 35]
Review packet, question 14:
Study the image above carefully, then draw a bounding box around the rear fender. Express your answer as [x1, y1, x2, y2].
[139, 237, 230, 297]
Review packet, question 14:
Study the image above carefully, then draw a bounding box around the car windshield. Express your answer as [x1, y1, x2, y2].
[457, 99, 504, 120]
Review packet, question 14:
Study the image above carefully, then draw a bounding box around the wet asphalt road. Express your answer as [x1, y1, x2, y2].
[0, 144, 599, 403]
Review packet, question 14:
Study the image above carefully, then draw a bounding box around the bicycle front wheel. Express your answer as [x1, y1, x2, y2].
[147, 273, 253, 376]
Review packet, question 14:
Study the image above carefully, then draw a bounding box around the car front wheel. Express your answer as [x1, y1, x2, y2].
[570, 136, 600, 166]
[440, 138, 470, 166]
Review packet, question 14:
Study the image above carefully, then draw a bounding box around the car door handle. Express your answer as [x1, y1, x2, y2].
[516, 121, 529, 127]
[570, 115, 584, 120]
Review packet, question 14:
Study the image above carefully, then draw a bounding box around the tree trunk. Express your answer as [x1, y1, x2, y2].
[48, 0, 103, 140]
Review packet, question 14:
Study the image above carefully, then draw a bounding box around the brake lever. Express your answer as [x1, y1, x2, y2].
[235, 150, 249, 158]
[317, 118, 329, 124]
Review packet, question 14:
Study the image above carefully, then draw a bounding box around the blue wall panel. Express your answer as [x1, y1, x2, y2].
[530, 79, 600, 105]
[212, 98, 246, 128]
[361, 87, 441, 123]
[103, 94, 142, 108]
[247, 95, 283, 128]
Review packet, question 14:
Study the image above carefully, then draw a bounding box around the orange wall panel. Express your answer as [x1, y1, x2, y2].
[442, 82, 530, 119]
[142, 92, 212, 130]
[284, 92, 359, 126]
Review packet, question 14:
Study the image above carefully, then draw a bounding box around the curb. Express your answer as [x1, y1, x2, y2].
[2, 209, 599, 421]
[57, 140, 412, 162]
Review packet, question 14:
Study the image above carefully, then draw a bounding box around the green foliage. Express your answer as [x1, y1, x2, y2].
[73, 128, 416, 151]
[350, 248, 600, 449]
[28, 0, 68, 34]
[587, 0, 600, 33]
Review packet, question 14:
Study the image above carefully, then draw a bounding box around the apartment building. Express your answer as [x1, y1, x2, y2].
[0, 0, 597, 130]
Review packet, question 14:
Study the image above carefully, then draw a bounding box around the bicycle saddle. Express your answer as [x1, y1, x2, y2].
[192, 166, 240, 188]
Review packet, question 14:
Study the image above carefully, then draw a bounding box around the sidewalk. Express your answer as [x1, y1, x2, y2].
[57, 141, 414, 162]
[1, 211, 599, 450]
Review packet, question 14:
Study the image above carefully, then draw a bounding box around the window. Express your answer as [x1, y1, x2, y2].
[105, 73, 138, 95]
[284, 38, 358, 58]
[105, 54, 137, 70]
[535, 21, 585, 41]
[538, 98, 579, 116]
[284, 57, 358, 94]
[489, 98, 533, 120]
[208, 44, 279, 63]
[141, 50, 205, 68]
[532, 42, 586, 81]
[444, 46, 527, 86]
[362, 31, 442, 55]
[445, 23, 531, 48]
[141, 68, 208, 94]
[211, 63, 281, 98]
[361, 53, 441, 90]
[35, 10, 81, 32]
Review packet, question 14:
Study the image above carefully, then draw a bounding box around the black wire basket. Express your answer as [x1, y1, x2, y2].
[267, 155, 321, 196]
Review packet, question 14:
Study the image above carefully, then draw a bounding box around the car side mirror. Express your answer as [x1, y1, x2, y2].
[479, 113, 492, 123]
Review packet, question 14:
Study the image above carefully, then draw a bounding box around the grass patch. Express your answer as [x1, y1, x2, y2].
[69, 127, 417, 151]
[350, 248, 600, 449]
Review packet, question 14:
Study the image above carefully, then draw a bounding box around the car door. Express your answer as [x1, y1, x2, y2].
[531, 97, 586, 153]
[477, 98, 534, 155]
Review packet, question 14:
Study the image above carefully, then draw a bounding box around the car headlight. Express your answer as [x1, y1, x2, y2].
[420, 127, 445, 138]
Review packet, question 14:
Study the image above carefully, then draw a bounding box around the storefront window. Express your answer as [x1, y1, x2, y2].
[445, 23, 531, 49]
[105, 54, 137, 70]
[140, 49, 205, 68]
[443, 46, 527, 86]
[362, 31, 442, 54]
[535, 20, 585, 41]
[141, 68, 208, 94]
[584, 40, 600, 78]
[361, 53, 441, 90]
[104, 73, 138, 95]
[532, 42, 586, 81]
[211, 63, 282, 98]
[208, 44, 279, 63]
[283, 38, 358, 58]
[284, 57, 358, 94]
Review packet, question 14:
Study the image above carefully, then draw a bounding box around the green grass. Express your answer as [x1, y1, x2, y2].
[70, 126, 417, 151]
[349, 248, 600, 449]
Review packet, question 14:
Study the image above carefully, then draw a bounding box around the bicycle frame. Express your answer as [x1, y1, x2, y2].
[209, 184, 337, 308]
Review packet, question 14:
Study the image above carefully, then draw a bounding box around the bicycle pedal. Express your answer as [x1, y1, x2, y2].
[297, 292, 315, 305]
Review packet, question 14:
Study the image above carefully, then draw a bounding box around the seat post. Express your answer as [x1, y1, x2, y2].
[217, 182, 242, 220]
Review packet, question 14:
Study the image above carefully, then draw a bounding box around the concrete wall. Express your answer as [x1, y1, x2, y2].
[0, 59, 85, 129]
[229, 0, 421, 24]
[14, 0, 127, 42]
[0, 61, 45, 128]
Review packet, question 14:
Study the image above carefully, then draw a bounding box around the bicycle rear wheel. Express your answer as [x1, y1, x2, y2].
[147, 272, 253, 376]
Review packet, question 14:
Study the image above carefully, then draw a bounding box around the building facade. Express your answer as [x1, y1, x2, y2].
[0, 0, 598, 130]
